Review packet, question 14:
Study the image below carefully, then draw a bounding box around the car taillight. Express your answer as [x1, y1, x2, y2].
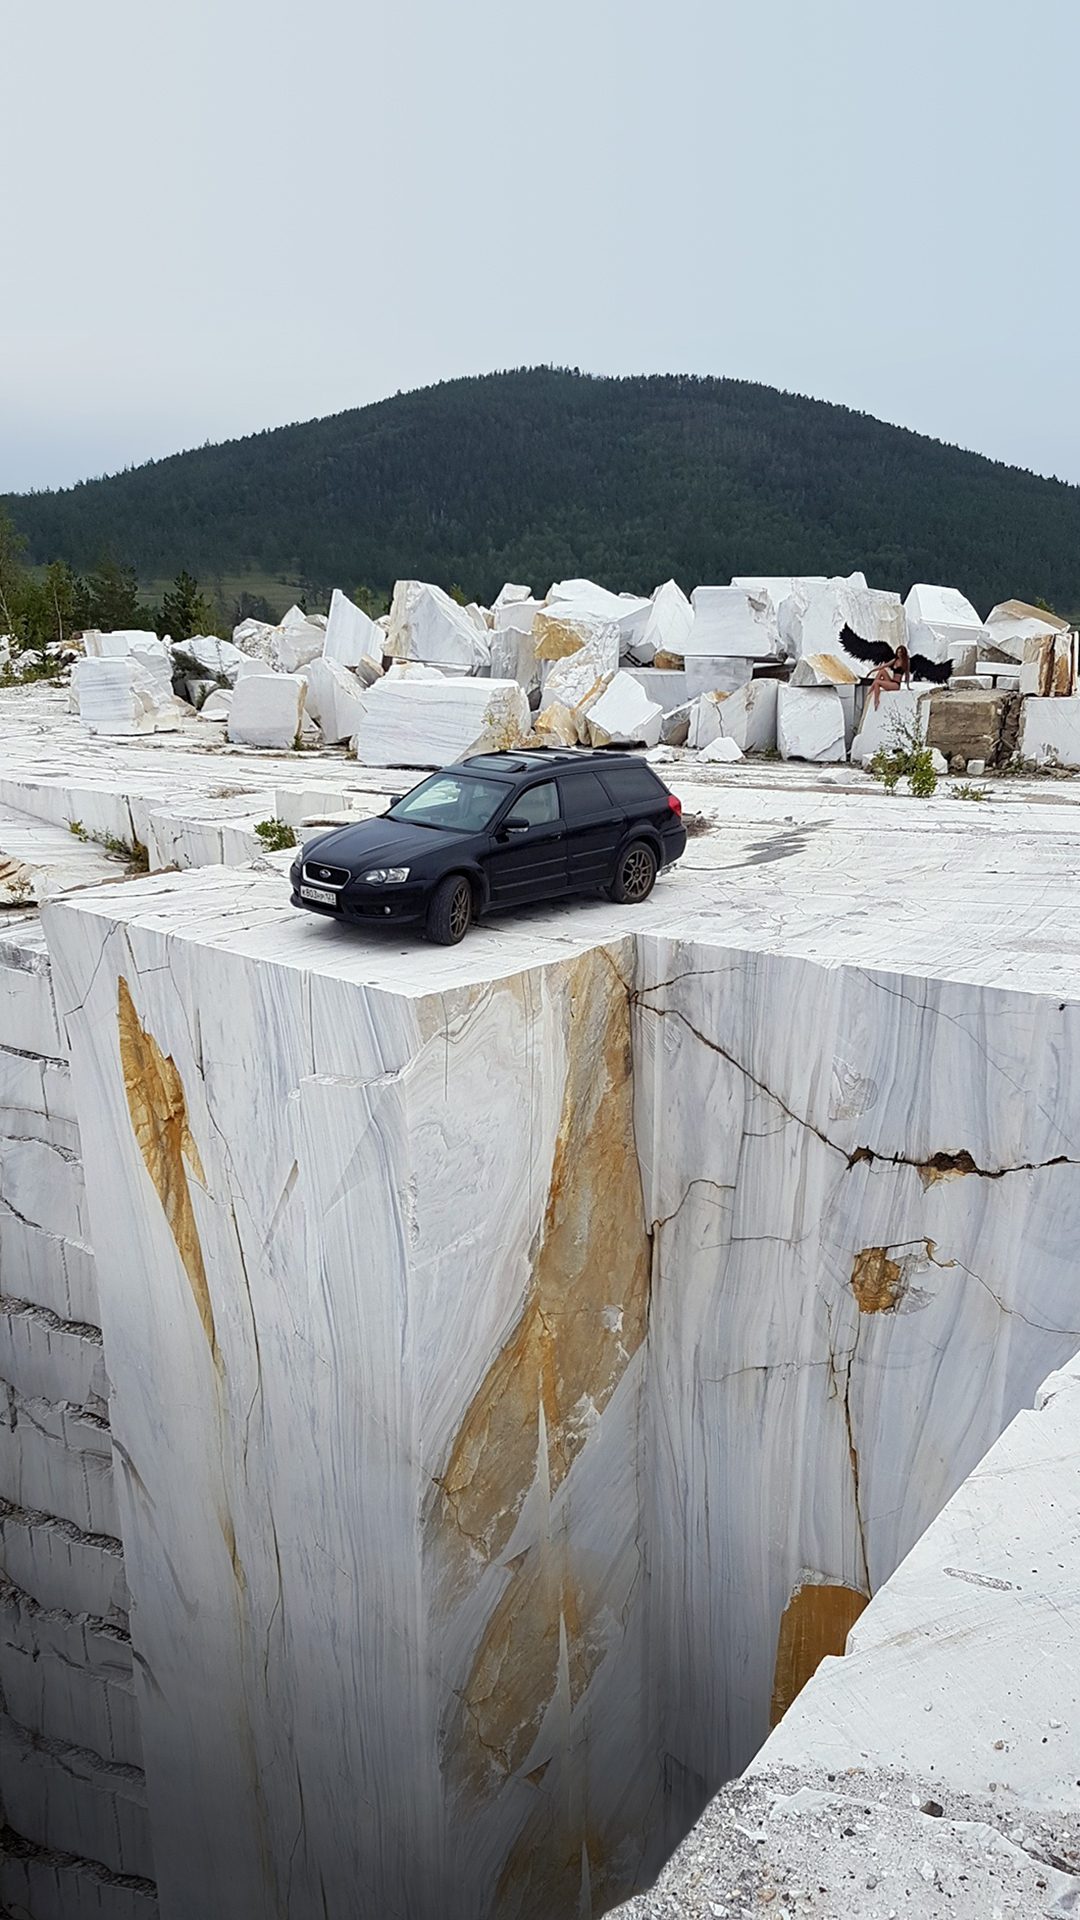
[668, 794, 682, 816]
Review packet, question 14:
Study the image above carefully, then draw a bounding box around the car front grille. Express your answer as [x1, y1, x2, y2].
[303, 861, 349, 889]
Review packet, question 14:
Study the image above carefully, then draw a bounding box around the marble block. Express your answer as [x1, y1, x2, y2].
[533, 609, 620, 678]
[779, 575, 907, 674]
[170, 634, 249, 685]
[322, 588, 384, 678]
[849, 684, 935, 764]
[489, 621, 541, 694]
[492, 582, 532, 608]
[301, 656, 368, 744]
[631, 580, 694, 666]
[687, 691, 728, 750]
[387, 581, 491, 674]
[984, 598, 1069, 663]
[658, 702, 693, 746]
[80, 629, 160, 660]
[231, 616, 277, 662]
[584, 670, 663, 747]
[684, 655, 754, 697]
[545, 578, 652, 652]
[715, 677, 779, 753]
[625, 668, 688, 710]
[539, 632, 618, 718]
[351, 675, 529, 767]
[698, 735, 743, 762]
[226, 672, 306, 748]
[904, 582, 988, 664]
[199, 687, 232, 720]
[687, 587, 781, 658]
[72, 658, 178, 736]
[270, 605, 327, 674]
[776, 683, 846, 761]
[1019, 694, 1080, 768]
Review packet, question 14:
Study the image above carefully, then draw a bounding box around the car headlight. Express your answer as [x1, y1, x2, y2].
[361, 867, 411, 884]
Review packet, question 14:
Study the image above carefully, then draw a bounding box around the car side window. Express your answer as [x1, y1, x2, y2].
[513, 781, 560, 825]
[557, 773, 610, 820]
[598, 766, 665, 806]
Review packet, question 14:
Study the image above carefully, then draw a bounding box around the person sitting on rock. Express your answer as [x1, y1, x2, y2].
[867, 643, 911, 710]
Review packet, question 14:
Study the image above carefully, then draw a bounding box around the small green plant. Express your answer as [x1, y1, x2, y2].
[67, 820, 148, 869]
[254, 818, 297, 852]
[950, 782, 992, 802]
[867, 711, 938, 798]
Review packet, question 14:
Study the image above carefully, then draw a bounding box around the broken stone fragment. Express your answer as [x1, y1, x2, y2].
[270, 605, 329, 674]
[698, 735, 744, 762]
[687, 690, 729, 750]
[904, 583, 988, 665]
[630, 579, 694, 666]
[715, 679, 779, 753]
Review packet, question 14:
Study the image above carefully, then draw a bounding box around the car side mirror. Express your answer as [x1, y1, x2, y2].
[500, 814, 531, 835]
[386, 794, 404, 808]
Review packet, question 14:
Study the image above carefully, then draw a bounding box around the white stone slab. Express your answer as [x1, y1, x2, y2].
[687, 586, 781, 658]
[81, 629, 160, 659]
[387, 581, 491, 673]
[546, 578, 652, 650]
[904, 582, 989, 664]
[226, 672, 306, 748]
[776, 683, 846, 761]
[687, 691, 728, 750]
[791, 651, 857, 687]
[351, 676, 529, 767]
[985, 598, 1069, 662]
[492, 582, 532, 608]
[171, 633, 250, 685]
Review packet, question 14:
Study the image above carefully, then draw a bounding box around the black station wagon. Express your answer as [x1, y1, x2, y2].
[290, 749, 688, 944]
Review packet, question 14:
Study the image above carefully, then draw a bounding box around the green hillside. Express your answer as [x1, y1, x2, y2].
[7, 369, 1080, 617]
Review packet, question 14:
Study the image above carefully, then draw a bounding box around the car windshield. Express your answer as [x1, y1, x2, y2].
[387, 773, 511, 832]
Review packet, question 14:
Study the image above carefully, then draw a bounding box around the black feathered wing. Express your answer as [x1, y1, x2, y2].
[838, 624, 893, 667]
[909, 654, 952, 684]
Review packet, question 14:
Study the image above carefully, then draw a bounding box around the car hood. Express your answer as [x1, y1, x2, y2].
[300, 818, 472, 871]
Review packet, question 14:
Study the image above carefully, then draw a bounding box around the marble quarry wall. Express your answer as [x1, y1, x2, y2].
[0, 921, 156, 1920]
[0, 861, 1072, 1919]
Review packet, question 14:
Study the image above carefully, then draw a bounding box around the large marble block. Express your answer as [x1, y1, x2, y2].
[72, 658, 178, 737]
[904, 582, 988, 665]
[45, 876, 659, 1920]
[776, 683, 846, 761]
[584, 669, 663, 747]
[779, 575, 906, 673]
[351, 675, 529, 766]
[1019, 693, 1080, 768]
[686, 587, 780, 658]
[633, 580, 693, 666]
[387, 581, 491, 673]
[270, 605, 327, 673]
[715, 677, 778, 753]
[226, 671, 306, 747]
[301, 655, 368, 743]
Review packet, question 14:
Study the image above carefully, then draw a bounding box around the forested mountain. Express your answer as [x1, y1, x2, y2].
[7, 369, 1080, 617]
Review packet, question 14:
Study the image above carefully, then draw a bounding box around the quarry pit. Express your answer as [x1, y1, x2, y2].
[1, 683, 1079, 1918]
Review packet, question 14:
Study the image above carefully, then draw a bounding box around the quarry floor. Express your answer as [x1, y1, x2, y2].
[5, 679, 1080, 997]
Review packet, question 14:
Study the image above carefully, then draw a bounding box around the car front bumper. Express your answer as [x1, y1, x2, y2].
[291, 884, 428, 926]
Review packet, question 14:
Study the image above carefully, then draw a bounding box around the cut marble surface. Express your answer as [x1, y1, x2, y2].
[387, 580, 491, 673]
[226, 670, 306, 747]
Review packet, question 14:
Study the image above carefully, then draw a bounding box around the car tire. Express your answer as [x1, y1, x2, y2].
[426, 873, 473, 945]
[607, 840, 658, 905]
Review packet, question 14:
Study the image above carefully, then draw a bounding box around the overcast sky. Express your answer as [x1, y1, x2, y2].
[5, 0, 1078, 495]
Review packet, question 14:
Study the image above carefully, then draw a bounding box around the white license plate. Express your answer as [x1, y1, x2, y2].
[301, 885, 339, 906]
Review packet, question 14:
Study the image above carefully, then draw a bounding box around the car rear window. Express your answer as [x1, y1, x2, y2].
[598, 765, 666, 806]
[558, 772, 611, 820]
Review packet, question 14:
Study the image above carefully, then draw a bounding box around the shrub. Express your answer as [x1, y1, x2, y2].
[254, 818, 297, 852]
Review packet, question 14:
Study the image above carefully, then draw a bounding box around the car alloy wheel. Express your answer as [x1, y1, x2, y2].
[620, 844, 656, 901]
[448, 880, 471, 939]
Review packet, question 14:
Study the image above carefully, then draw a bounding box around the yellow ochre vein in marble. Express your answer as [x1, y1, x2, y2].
[432, 947, 651, 1839]
[117, 975, 219, 1366]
